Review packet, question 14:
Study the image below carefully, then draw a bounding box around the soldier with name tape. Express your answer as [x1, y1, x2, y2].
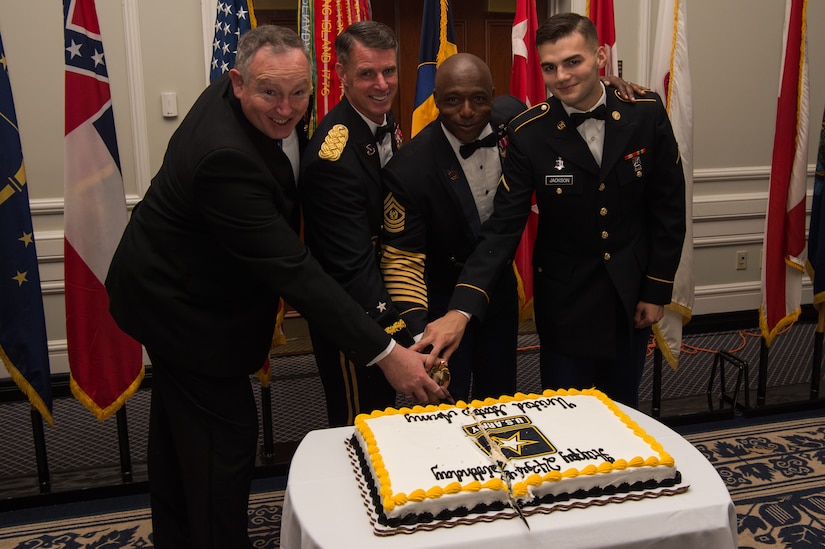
[414, 13, 686, 408]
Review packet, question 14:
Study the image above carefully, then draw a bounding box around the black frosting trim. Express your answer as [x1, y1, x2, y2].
[349, 433, 682, 528]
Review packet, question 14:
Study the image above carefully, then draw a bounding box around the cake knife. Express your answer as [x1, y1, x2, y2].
[468, 409, 531, 530]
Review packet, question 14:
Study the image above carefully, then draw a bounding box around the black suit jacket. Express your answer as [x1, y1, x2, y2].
[105, 76, 390, 376]
[300, 97, 414, 344]
[450, 88, 686, 357]
[381, 120, 514, 335]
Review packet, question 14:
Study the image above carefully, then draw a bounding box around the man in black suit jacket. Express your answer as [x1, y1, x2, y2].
[416, 13, 686, 408]
[105, 26, 446, 549]
[300, 21, 417, 426]
[381, 54, 522, 402]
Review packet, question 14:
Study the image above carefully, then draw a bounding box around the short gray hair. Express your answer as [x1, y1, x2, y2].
[234, 25, 310, 79]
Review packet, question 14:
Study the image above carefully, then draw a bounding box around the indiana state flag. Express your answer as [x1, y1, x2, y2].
[411, 0, 457, 137]
[210, 0, 256, 83]
[0, 32, 53, 425]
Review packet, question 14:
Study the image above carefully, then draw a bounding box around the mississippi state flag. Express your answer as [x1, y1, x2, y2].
[759, 0, 808, 346]
[64, 0, 143, 420]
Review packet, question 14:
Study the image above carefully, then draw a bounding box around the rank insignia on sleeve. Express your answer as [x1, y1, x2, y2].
[318, 124, 348, 161]
[383, 192, 405, 234]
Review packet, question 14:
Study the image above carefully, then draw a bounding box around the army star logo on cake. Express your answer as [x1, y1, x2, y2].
[463, 415, 556, 460]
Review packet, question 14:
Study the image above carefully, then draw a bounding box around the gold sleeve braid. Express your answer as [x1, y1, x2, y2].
[380, 244, 427, 308]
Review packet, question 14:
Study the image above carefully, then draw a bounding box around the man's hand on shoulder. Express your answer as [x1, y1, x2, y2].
[602, 75, 650, 103]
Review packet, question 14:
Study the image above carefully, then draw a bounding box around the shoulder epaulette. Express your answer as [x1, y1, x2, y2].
[510, 102, 551, 133]
[318, 123, 349, 161]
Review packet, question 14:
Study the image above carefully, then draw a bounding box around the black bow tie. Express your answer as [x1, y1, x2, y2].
[375, 123, 394, 141]
[569, 104, 607, 127]
[459, 132, 497, 159]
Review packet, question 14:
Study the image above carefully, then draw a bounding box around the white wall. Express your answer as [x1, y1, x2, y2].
[1, 0, 824, 376]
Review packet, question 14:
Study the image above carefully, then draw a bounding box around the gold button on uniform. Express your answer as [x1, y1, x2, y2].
[556, 187, 563, 195]
[600, 207, 608, 216]
[603, 252, 611, 261]
[601, 231, 609, 239]
[598, 183, 606, 191]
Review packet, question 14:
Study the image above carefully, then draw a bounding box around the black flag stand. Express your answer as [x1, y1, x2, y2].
[812, 308, 824, 400]
[30, 407, 51, 493]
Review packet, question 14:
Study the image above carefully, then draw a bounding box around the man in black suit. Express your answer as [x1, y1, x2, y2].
[380, 54, 521, 402]
[416, 13, 686, 408]
[105, 26, 446, 549]
[300, 21, 417, 426]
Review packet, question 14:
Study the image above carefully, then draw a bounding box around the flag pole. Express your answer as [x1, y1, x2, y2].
[30, 407, 51, 493]
[116, 407, 133, 483]
[812, 308, 824, 399]
[758, 338, 768, 407]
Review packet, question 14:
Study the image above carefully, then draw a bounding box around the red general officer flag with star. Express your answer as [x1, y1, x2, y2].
[587, 0, 618, 77]
[509, 0, 544, 321]
[64, 0, 143, 420]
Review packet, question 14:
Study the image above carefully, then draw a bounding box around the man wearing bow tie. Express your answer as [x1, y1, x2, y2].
[415, 13, 686, 408]
[300, 21, 419, 426]
[380, 54, 523, 402]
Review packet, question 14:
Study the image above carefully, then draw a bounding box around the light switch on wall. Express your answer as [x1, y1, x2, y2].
[161, 92, 177, 118]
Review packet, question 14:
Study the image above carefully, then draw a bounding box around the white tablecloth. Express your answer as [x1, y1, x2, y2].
[279, 405, 737, 549]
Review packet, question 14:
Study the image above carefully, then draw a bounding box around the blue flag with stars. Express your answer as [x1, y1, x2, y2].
[0, 32, 53, 425]
[210, 0, 256, 83]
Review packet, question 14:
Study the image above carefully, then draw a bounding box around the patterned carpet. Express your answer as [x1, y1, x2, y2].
[0, 479, 285, 548]
[685, 415, 825, 548]
[2, 414, 825, 548]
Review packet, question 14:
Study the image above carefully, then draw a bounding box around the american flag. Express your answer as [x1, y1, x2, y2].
[64, 0, 143, 420]
[210, 0, 256, 83]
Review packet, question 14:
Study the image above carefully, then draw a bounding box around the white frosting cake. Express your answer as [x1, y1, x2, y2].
[349, 388, 684, 534]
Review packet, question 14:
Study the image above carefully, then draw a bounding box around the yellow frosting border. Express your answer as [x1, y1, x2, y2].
[354, 388, 674, 512]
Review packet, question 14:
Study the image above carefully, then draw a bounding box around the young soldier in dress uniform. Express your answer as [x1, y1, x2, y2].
[415, 13, 686, 408]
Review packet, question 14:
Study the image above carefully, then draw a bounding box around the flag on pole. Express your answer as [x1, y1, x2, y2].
[586, 0, 618, 77]
[299, 0, 371, 135]
[210, 0, 256, 83]
[64, 0, 143, 420]
[510, 0, 544, 321]
[0, 33, 53, 425]
[649, 0, 694, 369]
[807, 106, 825, 311]
[760, 0, 809, 347]
[411, 0, 457, 137]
